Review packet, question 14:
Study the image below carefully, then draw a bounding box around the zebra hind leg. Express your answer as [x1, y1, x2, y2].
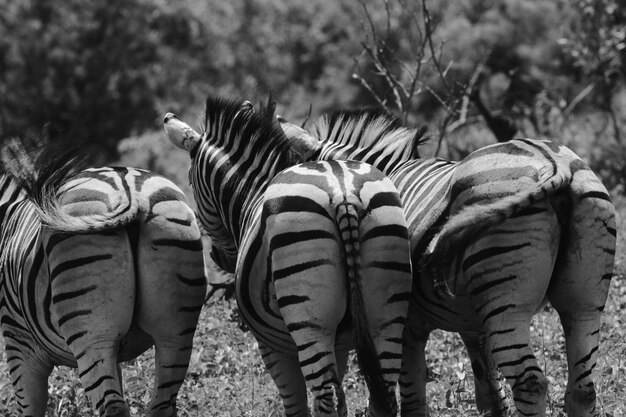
[257, 341, 311, 417]
[3, 338, 52, 417]
[301, 336, 342, 417]
[270, 243, 347, 415]
[460, 332, 514, 417]
[462, 204, 560, 416]
[398, 312, 429, 417]
[47, 231, 135, 417]
[548, 175, 615, 417]
[358, 218, 412, 417]
[134, 206, 206, 417]
[76, 345, 130, 417]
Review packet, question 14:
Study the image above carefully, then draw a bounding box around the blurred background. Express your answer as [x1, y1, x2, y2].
[0, 0, 624, 197]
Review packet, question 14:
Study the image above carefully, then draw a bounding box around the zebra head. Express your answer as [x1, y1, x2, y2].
[164, 96, 295, 273]
[163, 112, 202, 156]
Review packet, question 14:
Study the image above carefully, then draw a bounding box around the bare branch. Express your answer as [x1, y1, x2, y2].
[301, 103, 313, 128]
[352, 54, 392, 113]
[562, 82, 596, 119]
[353, 0, 484, 139]
[361, 42, 405, 110]
[435, 111, 456, 156]
[359, 0, 379, 47]
[384, 0, 391, 38]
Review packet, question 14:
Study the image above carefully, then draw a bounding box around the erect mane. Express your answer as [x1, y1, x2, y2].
[311, 108, 429, 160]
[202, 95, 292, 157]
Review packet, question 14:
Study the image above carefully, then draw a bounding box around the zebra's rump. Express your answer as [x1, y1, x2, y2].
[235, 160, 411, 352]
[447, 139, 569, 209]
[59, 167, 176, 217]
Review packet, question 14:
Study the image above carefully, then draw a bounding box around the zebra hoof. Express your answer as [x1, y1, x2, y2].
[148, 403, 177, 417]
[104, 403, 131, 417]
[565, 383, 597, 417]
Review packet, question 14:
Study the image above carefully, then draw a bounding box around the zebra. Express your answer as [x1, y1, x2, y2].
[276, 109, 616, 417]
[0, 139, 206, 417]
[163, 96, 413, 417]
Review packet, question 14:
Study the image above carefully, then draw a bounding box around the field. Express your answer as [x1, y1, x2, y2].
[1, 201, 625, 417]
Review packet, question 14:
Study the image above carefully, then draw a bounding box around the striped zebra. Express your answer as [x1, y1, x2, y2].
[277, 109, 616, 417]
[163, 96, 413, 417]
[0, 140, 206, 417]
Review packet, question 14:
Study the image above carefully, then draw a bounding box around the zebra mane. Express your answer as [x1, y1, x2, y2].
[201, 95, 292, 158]
[311, 108, 429, 161]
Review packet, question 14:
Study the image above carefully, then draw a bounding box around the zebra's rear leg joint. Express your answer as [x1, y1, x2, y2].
[511, 372, 548, 410]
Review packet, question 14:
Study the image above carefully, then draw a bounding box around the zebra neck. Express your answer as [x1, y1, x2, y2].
[191, 151, 288, 249]
[223, 162, 285, 247]
[0, 176, 28, 225]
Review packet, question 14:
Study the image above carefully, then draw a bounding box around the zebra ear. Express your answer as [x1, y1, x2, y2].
[163, 113, 202, 153]
[241, 100, 254, 112]
[277, 116, 322, 161]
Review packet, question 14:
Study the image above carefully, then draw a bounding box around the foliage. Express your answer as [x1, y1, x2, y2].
[351, 0, 572, 137]
[0, 0, 366, 161]
[350, 0, 625, 161]
[0, 0, 177, 160]
[1, 0, 624, 171]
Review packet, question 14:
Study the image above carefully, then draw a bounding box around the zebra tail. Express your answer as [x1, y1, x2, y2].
[0, 136, 141, 233]
[337, 202, 392, 415]
[425, 168, 571, 297]
[32, 180, 141, 233]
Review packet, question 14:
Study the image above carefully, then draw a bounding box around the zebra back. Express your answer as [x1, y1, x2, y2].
[424, 138, 574, 294]
[281, 112, 580, 293]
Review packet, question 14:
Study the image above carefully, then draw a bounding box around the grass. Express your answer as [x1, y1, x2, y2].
[1, 203, 625, 417]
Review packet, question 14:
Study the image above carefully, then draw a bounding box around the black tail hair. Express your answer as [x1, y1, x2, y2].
[0, 131, 86, 202]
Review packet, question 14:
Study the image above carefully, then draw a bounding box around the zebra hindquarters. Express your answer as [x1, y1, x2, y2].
[134, 185, 206, 417]
[460, 200, 561, 417]
[47, 230, 135, 417]
[357, 189, 413, 417]
[268, 208, 349, 417]
[548, 165, 615, 417]
[459, 332, 512, 416]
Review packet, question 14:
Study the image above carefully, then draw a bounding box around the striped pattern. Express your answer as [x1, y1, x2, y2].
[164, 97, 413, 417]
[0, 155, 206, 417]
[283, 109, 615, 417]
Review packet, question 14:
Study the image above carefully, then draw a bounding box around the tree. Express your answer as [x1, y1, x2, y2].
[0, 0, 201, 161]
[558, 0, 625, 143]
[350, 0, 592, 152]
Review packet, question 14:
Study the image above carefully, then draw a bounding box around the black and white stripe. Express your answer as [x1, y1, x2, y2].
[0, 145, 206, 417]
[281, 109, 615, 417]
[165, 97, 413, 417]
